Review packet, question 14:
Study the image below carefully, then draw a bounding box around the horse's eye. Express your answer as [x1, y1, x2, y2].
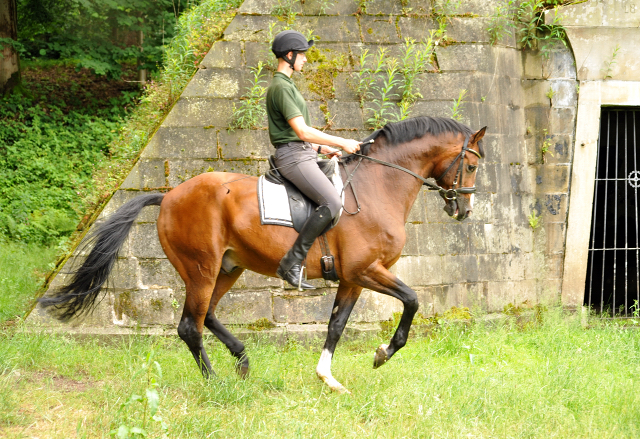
[467, 165, 477, 172]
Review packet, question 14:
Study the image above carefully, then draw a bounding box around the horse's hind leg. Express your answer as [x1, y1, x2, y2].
[316, 284, 362, 394]
[203, 269, 250, 378]
[178, 275, 218, 379]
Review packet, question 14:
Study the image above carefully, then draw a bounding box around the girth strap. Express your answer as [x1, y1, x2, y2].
[319, 233, 339, 281]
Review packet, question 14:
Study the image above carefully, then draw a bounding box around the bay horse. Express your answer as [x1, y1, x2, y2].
[40, 116, 485, 393]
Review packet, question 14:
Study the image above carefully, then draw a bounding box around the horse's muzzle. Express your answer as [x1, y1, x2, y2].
[443, 198, 471, 221]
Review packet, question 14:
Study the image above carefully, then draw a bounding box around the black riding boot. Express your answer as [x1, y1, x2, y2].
[277, 205, 333, 290]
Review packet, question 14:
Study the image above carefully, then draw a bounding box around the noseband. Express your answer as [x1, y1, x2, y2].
[344, 135, 482, 203]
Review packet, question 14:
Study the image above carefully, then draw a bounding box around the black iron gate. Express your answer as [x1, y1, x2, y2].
[584, 108, 640, 316]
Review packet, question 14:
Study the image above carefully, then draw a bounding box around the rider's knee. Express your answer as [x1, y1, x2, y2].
[325, 194, 342, 218]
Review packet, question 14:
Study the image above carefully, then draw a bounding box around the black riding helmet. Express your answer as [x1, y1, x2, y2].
[271, 30, 314, 70]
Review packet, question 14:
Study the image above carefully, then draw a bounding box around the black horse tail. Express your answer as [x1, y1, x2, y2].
[39, 193, 165, 321]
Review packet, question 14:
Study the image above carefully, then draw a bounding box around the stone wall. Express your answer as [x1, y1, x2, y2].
[29, 0, 581, 330]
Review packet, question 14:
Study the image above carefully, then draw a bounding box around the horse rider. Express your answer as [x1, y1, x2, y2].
[267, 30, 361, 289]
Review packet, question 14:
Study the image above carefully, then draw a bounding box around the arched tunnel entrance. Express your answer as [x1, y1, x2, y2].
[585, 108, 640, 316]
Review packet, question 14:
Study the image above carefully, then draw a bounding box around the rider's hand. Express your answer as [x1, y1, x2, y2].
[320, 146, 342, 159]
[340, 139, 361, 155]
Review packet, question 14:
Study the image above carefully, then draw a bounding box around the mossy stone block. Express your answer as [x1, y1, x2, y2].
[163, 98, 234, 128]
[120, 159, 166, 190]
[476, 162, 498, 193]
[478, 253, 527, 283]
[442, 222, 470, 255]
[360, 15, 401, 44]
[200, 41, 243, 69]
[295, 16, 361, 43]
[223, 15, 278, 42]
[542, 47, 577, 80]
[350, 289, 403, 323]
[333, 72, 359, 101]
[434, 0, 494, 16]
[110, 258, 140, 290]
[114, 289, 176, 326]
[131, 223, 166, 259]
[445, 17, 492, 45]
[416, 72, 489, 102]
[397, 17, 438, 40]
[442, 255, 479, 283]
[414, 223, 446, 255]
[238, 0, 288, 15]
[532, 163, 570, 193]
[409, 100, 453, 120]
[182, 68, 246, 99]
[216, 290, 273, 324]
[327, 101, 364, 129]
[392, 255, 444, 286]
[139, 259, 183, 290]
[243, 42, 274, 69]
[143, 127, 219, 160]
[549, 79, 578, 108]
[301, 0, 359, 16]
[362, 0, 403, 15]
[550, 107, 576, 134]
[273, 293, 336, 323]
[219, 129, 271, 159]
[468, 222, 487, 254]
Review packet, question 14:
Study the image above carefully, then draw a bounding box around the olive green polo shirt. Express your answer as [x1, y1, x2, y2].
[266, 72, 310, 146]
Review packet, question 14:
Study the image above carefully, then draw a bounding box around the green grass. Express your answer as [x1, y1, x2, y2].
[1, 309, 640, 438]
[0, 241, 57, 324]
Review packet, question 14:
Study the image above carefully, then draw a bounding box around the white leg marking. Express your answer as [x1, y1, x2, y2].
[316, 349, 332, 378]
[316, 348, 349, 393]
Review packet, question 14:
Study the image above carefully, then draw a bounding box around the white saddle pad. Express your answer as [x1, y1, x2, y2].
[258, 156, 344, 228]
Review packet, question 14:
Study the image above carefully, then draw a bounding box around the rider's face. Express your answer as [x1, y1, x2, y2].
[292, 52, 307, 71]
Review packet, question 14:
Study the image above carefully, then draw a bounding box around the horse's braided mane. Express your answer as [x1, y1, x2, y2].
[343, 116, 484, 164]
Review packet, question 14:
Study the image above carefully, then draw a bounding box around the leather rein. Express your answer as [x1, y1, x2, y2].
[340, 135, 482, 214]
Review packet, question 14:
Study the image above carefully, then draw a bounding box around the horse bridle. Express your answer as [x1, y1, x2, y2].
[342, 134, 482, 207]
[433, 134, 483, 200]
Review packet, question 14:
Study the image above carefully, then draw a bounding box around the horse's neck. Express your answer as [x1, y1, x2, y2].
[358, 147, 428, 222]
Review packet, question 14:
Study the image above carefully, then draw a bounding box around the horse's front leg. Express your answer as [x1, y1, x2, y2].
[353, 262, 419, 368]
[316, 284, 362, 394]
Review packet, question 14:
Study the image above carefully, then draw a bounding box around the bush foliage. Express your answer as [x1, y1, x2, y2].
[1, 0, 242, 244]
[0, 92, 123, 244]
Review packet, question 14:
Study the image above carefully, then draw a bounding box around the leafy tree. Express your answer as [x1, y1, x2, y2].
[13, 0, 179, 80]
[0, 0, 21, 95]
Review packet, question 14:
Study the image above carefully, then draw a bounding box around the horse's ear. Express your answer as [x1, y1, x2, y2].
[470, 126, 487, 144]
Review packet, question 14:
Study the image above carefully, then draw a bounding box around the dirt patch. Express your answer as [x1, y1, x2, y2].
[23, 371, 96, 393]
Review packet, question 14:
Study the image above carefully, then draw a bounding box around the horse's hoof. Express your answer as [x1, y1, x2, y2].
[236, 364, 249, 379]
[334, 384, 351, 395]
[317, 372, 351, 394]
[373, 344, 389, 369]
